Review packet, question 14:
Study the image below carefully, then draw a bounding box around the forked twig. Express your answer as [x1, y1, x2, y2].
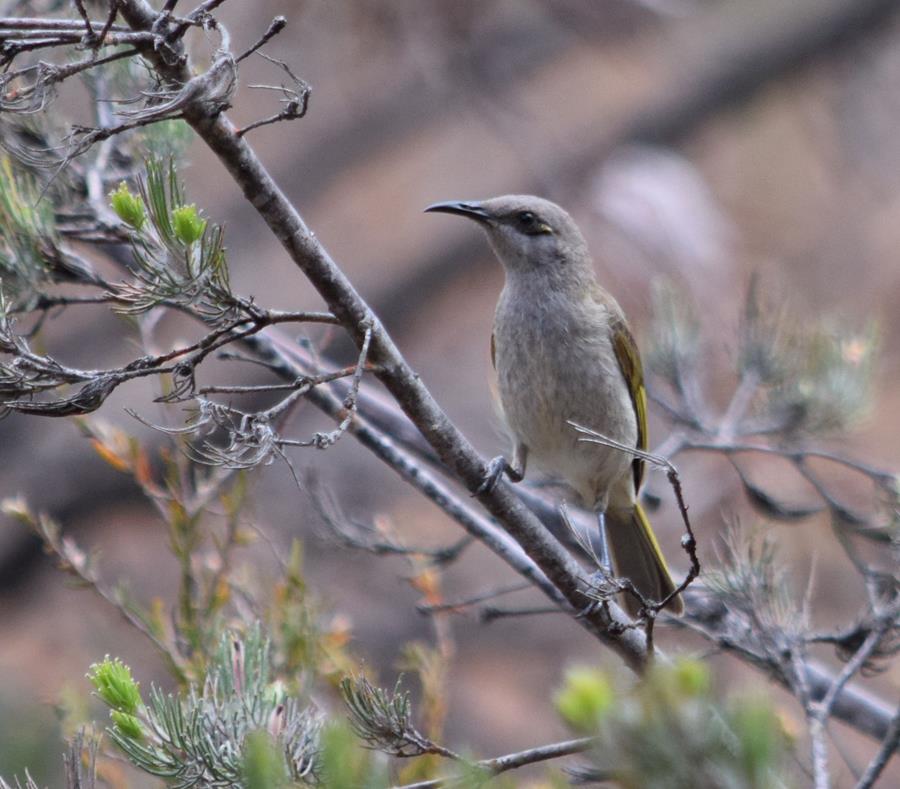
[569, 420, 701, 651]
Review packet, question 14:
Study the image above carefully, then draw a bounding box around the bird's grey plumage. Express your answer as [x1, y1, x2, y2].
[491, 229, 635, 508]
[425, 195, 682, 616]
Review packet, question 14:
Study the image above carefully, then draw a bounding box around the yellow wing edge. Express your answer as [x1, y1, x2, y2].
[611, 319, 648, 493]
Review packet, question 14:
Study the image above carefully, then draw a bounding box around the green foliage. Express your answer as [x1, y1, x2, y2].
[77, 419, 265, 677]
[0, 156, 61, 300]
[89, 628, 323, 787]
[270, 540, 322, 677]
[671, 656, 711, 696]
[730, 697, 788, 787]
[172, 204, 207, 246]
[317, 722, 390, 789]
[109, 711, 144, 742]
[558, 659, 793, 789]
[341, 675, 421, 755]
[141, 118, 195, 159]
[111, 158, 234, 321]
[241, 730, 289, 789]
[87, 657, 143, 716]
[109, 182, 147, 230]
[772, 320, 877, 434]
[554, 666, 614, 733]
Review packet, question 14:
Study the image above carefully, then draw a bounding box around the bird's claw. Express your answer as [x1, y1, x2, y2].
[474, 456, 512, 496]
[576, 569, 615, 619]
[589, 567, 614, 587]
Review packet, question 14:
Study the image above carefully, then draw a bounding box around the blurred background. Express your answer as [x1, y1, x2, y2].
[2, 0, 900, 784]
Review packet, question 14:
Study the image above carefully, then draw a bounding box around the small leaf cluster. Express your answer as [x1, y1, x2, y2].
[737, 281, 877, 434]
[341, 675, 434, 757]
[110, 158, 234, 322]
[646, 279, 702, 389]
[315, 722, 391, 789]
[648, 279, 877, 437]
[705, 526, 802, 639]
[556, 659, 794, 788]
[87, 657, 145, 740]
[87, 628, 323, 787]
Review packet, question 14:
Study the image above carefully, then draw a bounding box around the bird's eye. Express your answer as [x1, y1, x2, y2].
[516, 211, 550, 235]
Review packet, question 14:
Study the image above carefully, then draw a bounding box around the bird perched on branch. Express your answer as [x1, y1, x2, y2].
[425, 195, 682, 616]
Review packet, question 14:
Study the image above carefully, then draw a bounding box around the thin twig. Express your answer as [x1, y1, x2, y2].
[855, 704, 900, 789]
[569, 420, 702, 630]
[95, 1, 121, 49]
[680, 440, 896, 489]
[4, 501, 184, 681]
[0, 18, 128, 32]
[814, 602, 899, 725]
[237, 50, 310, 138]
[71, 0, 95, 40]
[418, 581, 533, 615]
[235, 16, 286, 63]
[481, 605, 564, 623]
[395, 736, 596, 788]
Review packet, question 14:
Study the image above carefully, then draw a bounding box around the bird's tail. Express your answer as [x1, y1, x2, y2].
[606, 503, 683, 617]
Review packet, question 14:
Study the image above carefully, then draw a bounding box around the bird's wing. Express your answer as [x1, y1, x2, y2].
[490, 331, 496, 369]
[611, 317, 647, 493]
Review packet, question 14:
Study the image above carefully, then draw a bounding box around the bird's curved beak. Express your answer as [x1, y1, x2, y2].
[424, 200, 491, 224]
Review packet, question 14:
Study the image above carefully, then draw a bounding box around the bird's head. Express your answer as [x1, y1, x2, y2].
[425, 195, 589, 275]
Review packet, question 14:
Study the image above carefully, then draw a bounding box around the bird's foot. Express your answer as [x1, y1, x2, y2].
[474, 455, 521, 496]
[577, 568, 617, 619]
[588, 567, 616, 596]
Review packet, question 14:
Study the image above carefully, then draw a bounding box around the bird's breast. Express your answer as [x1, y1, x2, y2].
[492, 290, 637, 503]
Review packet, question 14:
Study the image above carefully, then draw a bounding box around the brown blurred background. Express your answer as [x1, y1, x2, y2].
[3, 0, 900, 784]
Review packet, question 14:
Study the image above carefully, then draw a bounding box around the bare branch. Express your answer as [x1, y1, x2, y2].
[235, 15, 286, 63]
[1, 306, 335, 416]
[814, 601, 900, 724]
[396, 735, 596, 788]
[417, 581, 532, 616]
[0, 18, 127, 32]
[856, 704, 900, 789]
[480, 605, 563, 623]
[71, 0, 95, 40]
[678, 588, 899, 743]
[115, 0, 653, 671]
[237, 51, 310, 138]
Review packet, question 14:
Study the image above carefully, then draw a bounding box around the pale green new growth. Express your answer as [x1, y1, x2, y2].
[558, 659, 792, 788]
[95, 628, 322, 787]
[110, 182, 146, 230]
[87, 656, 143, 716]
[113, 158, 233, 320]
[172, 204, 207, 246]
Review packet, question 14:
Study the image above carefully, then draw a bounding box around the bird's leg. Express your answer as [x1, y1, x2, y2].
[475, 443, 527, 495]
[579, 509, 616, 617]
[594, 509, 613, 576]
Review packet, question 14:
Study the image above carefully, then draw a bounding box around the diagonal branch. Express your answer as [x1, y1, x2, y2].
[856, 704, 900, 789]
[115, 0, 651, 671]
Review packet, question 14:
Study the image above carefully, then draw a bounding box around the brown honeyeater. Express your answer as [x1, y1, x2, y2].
[425, 195, 682, 616]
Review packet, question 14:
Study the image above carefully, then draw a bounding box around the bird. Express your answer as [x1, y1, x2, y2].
[425, 195, 682, 616]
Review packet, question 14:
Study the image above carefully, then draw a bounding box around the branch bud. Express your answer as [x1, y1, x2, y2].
[109, 182, 146, 230]
[172, 204, 207, 245]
